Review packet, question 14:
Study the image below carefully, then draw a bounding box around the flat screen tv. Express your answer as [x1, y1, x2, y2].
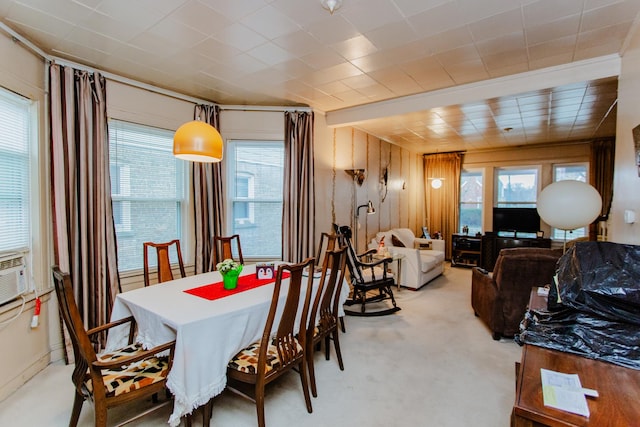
[492, 207, 540, 234]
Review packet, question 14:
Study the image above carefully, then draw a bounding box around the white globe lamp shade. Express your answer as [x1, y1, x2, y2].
[431, 178, 443, 189]
[537, 180, 602, 230]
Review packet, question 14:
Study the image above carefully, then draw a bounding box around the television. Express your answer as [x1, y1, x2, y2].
[492, 207, 540, 234]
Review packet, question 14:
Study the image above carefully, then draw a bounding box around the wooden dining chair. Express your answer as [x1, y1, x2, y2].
[316, 232, 336, 269]
[143, 239, 186, 287]
[52, 266, 176, 427]
[306, 245, 348, 397]
[226, 258, 315, 427]
[210, 234, 244, 271]
[316, 231, 346, 332]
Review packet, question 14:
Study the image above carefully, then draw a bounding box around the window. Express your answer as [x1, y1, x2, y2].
[551, 163, 589, 239]
[0, 88, 33, 254]
[109, 121, 186, 271]
[459, 170, 483, 235]
[227, 141, 284, 259]
[496, 167, 538, 207]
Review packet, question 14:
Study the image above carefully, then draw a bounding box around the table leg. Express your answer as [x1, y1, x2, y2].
[396, 258, 402, 290]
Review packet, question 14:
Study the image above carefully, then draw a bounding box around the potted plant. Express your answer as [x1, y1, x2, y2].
[216, 258, 243, 290]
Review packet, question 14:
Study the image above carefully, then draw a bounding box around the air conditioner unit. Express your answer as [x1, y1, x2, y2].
[0, 253, 28, 305]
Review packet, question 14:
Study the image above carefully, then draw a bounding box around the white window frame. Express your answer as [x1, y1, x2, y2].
[226, 140, 284, 259]
[551, 162, 590, 240]
[459, 169, 483, 235]
[0, 86, 38, 296]
[108, 120, 188, 272]
[495, 166, 540, 208]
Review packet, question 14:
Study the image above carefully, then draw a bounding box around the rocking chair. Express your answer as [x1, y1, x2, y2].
[335, 225, 400, 316]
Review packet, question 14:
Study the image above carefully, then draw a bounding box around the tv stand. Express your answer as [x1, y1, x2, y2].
[480, 233, 551, 271]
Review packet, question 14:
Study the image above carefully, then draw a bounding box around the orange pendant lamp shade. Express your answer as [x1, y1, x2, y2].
[173, 120, 223, 163]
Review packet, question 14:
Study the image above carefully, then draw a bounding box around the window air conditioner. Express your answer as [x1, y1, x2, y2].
[0, 252, 28, 305]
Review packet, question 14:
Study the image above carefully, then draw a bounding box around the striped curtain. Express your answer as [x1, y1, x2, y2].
[282, 111, 315, 263]
[192, 104, 224, 273]
[50, 63, 119, 353]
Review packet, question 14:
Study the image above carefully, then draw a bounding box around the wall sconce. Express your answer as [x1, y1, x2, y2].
[380, 167, 388, 202]
[430, 178, 443, 189]
[173, 120, 223, 163]
[345, 168, 365, 186]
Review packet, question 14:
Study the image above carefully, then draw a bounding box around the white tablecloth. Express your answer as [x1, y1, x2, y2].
[105, 263, 348, 426]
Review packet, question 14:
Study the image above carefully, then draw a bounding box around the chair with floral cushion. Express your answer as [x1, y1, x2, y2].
[226, 258, 315, 427]
[306, 245, 347, 397]
[52, 266, 176, 427]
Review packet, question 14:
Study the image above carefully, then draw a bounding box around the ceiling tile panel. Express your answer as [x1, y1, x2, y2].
[2, 0, 632, 154]
[240, 4, 300, 40]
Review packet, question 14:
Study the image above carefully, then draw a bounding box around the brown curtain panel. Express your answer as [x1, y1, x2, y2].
[282, 111, 315, 263]
[50, 64, 119, 353]
[192, 105, 224, 273]
[590, 137, 615, 239]
[423, 152, 463, 260]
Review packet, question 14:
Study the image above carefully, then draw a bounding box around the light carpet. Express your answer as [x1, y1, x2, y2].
[0, 264, 522, 426]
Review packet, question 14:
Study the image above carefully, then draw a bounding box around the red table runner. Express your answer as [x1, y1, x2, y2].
[184, 272, 290, 301]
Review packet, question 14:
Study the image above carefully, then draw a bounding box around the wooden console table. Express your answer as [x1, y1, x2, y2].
[512, 344, 640, 426]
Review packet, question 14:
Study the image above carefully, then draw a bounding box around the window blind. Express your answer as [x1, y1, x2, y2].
[0, 88, 31, 253]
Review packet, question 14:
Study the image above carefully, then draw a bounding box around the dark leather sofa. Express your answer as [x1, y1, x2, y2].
[471, 247, 563, 340]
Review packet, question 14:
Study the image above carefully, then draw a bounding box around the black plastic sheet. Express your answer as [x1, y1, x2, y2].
[519, 241, 640, 370]
[552, 241, 640, 323]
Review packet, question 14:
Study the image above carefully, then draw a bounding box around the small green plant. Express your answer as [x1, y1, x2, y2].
[216, 258, 242, 274]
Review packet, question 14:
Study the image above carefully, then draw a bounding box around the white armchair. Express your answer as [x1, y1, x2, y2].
[369, 228, 445, 290]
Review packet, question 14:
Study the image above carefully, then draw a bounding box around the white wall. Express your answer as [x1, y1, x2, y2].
[610, 30, 640, 244]
[0, 32, 52, 401]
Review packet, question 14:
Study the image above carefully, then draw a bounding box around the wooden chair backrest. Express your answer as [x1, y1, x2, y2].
[143, 239, 186, 286]
[308, 246, 347, 334]
[258, 258, 315, 376]
[334, 225, 366, 285]
[316, 232, 337, 270]
[211, 234, 244, 270]
[52, 267, 97, 388]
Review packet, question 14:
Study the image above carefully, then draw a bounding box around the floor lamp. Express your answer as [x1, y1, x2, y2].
[537, 180, 602, 252]
[345, 169, 374, 251]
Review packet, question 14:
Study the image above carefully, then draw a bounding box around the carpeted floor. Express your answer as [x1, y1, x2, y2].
[0, 263, 522, 426]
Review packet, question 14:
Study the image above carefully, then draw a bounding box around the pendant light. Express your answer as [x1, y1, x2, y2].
[173, 120, 223, 163]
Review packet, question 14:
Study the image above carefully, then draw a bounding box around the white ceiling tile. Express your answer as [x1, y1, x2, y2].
[409, 1, 466, 38]
[340, 0, 405, 33]
[168, 1, 232, 36]
[580, 1, 640, 32]
[455, 0, 522, 23]
[305, 15, 360, 45]
[364, 20, 419, 50]
[272, 30, 324, 57]
[467, 8, 523, 42]
[420, 27, 474, 54]
[2, 0, 626, 153]
[330, 35, 378, 61]
[240, 4, 300, 40]
[523, 0, 584, 26]
[476, 32, 526, 56]
[246, 41, 294, 65]
[525, 14, 581, 45]
[392, 0, 455, 18]
[212, 23, 267, 52]
[300, 47, 346, 69]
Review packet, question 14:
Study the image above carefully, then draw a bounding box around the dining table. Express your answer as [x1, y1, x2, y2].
[105, 262, 349, 426]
